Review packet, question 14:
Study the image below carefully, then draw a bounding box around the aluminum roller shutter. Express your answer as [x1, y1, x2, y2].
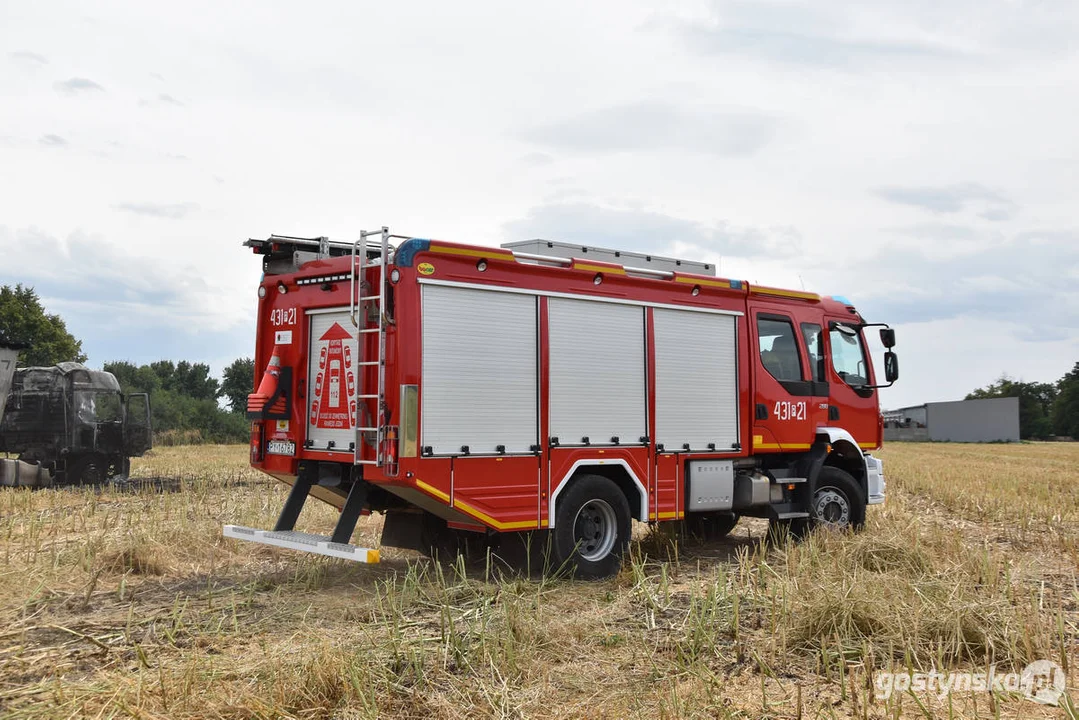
[422, 285, 538, 455]
[654, 309, 739, 451]
[548, 298, 646, 445]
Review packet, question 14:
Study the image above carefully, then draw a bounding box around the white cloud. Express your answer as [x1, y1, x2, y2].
[0, 0, 1075, 403]
[53, 77, 104, 95]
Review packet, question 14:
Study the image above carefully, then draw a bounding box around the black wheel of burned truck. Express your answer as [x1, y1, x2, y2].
[769, 465, 866, 542]
[69, 454, 109, 486]
[552, 474, 631, 579]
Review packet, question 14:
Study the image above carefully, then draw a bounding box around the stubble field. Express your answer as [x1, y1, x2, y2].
[0, 443, 1076, 719]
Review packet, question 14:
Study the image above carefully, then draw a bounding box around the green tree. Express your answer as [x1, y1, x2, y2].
[966, 375, 1057, 439]
[220, 357, 255, 413]
[148, 360, 220, 401]
[104, 359, 247, 444]
[0, 284, 86, 366]
[1052, 362, 1079, 438]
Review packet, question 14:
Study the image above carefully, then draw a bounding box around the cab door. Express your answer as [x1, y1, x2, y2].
[124, 393, 153, 456]
[797, 320, 832, 432]
[824, 319, 880, 450]
[751, 311, 820, 452]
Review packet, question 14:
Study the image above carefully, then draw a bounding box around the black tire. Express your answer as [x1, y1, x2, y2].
[552, 474, 631, 579]
[812, 465, 866, 530]
[768, 465, 866, 541]
[69, 454, 108, 486]
[419, 513, 487, 563]
[767, 516, 811, 544]
[682, 512, 739, 542]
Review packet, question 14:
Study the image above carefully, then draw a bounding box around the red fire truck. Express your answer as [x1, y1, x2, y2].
[226, 229, 898, 577]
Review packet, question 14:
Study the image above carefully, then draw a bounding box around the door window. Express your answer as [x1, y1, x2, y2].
[757, 317, 803, 382]
[829, 323, 869, 386]
[801, 323, 825, 382]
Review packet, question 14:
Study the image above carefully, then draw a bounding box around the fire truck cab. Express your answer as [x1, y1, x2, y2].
[227, 229, 898, 577]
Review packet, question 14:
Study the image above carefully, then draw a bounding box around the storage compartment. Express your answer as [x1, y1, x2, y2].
[421, 285, 538, 455]
[653, 309, 740, 451]
[306, 309, 359, 452]
[548, 298, 646, 446]
[686, 459, 734, 511]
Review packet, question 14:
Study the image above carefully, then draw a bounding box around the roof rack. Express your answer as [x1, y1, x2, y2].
[501, 239, 716, 277]
[246, 231, 407, 276]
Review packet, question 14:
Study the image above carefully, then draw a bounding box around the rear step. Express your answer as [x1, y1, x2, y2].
[224, 476, 378, 563]
[224, 526, 380, 563]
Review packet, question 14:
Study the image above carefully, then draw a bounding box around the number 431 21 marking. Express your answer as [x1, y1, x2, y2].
[774, 401, 807, 422]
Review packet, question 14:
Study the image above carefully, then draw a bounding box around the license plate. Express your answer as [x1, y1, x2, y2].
[266, 439, 296, 456]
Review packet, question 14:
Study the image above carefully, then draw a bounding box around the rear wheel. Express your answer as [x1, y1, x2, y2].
[552, 475, 631, 579]
[682, 512, 739, 542]
[419, 513, 488, 563]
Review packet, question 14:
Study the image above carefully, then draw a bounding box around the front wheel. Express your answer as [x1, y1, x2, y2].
[812, 466, 866, 531]
[552, 475, 631, 579]
[769, 465, 866, 541]
[69, 454, 108, 486]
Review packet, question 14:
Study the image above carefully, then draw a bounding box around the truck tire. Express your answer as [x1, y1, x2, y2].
[69, 455, 107, 486]
[682, 512, 739, 542]
[811, 465, 866, 530]
[768, 466, 866, 542]
[552, 474, 631, 579]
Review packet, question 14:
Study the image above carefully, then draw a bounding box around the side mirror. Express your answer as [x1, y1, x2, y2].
[879, 328, 896, 348]
[884, 351, 899, 383]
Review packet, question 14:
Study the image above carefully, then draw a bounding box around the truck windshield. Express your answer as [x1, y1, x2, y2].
[829, 323, 869, 386]
[75, 391, 123, 424]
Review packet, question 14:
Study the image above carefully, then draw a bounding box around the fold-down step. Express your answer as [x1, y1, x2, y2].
[224, 525, 380, 563]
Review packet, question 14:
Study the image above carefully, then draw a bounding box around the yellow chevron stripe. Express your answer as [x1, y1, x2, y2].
[755, 442, 813, 450]
[415, 479, 450, 503]
[428, 244, 515, 261]
[750, 286, 820, 301]
[574, 262, 626, 275]
[675, 276, 732, 289]
[452, 498, 539, 531]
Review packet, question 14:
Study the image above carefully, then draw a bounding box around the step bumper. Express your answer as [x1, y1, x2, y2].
[223, 525, 380, 563]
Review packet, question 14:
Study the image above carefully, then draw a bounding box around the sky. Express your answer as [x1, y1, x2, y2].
[1, 0, 1077, 410]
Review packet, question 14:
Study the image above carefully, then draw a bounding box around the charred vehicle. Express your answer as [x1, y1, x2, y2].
[0, 363, 152, 485]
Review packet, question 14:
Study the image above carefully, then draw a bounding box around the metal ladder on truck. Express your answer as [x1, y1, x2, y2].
[350, 227, 394, 473]
[223, 227, 394, 564]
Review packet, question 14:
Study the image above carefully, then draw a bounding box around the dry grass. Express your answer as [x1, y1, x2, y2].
[0, 443, 1076, 718]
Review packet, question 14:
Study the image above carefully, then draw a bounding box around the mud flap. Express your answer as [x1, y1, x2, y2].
[380, 509, 427, 553]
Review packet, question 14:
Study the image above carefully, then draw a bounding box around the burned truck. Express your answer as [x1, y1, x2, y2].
[0, 363, 152, 485]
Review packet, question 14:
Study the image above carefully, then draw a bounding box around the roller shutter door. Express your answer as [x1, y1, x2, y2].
[654, 309, 739, 451]
[422, 285, 538, 455]
[548, 298, 646, 445]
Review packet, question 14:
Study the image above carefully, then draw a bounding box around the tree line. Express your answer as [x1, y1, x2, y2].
[1, 284, 255, 444]
[105, 358, 255, 444]
[966, 365, 1079, 440]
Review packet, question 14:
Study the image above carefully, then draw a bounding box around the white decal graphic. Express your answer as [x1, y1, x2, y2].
[310, 322, 355, 430]
[774, 400, 807, 422]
